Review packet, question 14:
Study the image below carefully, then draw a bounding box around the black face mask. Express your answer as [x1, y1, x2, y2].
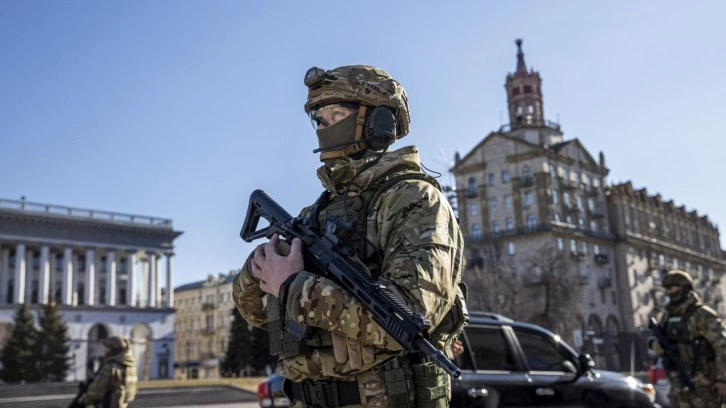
[315, 112, 358, 160]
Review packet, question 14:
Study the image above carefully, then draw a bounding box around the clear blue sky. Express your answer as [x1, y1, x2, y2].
[2, 1, 725, 288]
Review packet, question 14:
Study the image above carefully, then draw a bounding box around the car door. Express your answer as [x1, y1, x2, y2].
[450, 324, 537, 408]
[509, 326, 588, 407]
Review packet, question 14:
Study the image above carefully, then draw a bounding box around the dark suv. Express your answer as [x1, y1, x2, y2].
[451, 312, 657, 407]
[258, 312, 658, 407]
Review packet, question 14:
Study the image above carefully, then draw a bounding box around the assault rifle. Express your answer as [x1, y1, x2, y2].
[241, 189, 461, 379]
[68, 377, 94, 408]
[648, 317, 694, 389]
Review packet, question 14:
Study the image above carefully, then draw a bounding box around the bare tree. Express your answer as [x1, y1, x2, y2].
[463, 240, 585, 338]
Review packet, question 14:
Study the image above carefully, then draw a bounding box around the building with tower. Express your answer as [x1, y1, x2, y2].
[451, 39, 726, 371]
[0, 196, 183, 381]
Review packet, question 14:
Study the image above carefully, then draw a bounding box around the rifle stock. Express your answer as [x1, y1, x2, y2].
[240, 189, 461, 378]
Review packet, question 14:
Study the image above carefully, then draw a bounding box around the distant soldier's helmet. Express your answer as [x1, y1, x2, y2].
[304, 65, 410, 137]
[102, 336, 130, 352]
[662, 270, 693, 287]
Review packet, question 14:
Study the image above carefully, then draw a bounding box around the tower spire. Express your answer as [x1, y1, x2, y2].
[515, 38, 527, 73]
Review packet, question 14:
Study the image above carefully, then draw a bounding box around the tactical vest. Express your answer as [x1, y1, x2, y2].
[663, 303, 715, 373]
[267, 170, 467, 407]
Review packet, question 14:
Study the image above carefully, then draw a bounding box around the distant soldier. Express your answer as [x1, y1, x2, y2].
[648, 270, 726, 408]
[83, 336, 138, 408]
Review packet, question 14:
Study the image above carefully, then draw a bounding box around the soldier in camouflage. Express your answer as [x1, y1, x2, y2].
[648, 269, 726, 408]
[233, 65, 466, 408]
[83, 336, 138, 408]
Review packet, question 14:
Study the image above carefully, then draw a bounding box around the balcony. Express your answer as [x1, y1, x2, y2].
[201, 303, 215, 312]
[515, 176, 534, 188]
[586, 187, 600, 197]
[594, 254, 609, 264]
[597, 276, 613, 288]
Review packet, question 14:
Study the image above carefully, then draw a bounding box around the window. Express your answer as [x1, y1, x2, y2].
[55, 254, 64, 271]
[471, 224, 481, 240]
[513, 327, 577, 373]
[527, 105, 534, 114]
[464, 326, 515, 371]
[570, 239, 577, 254]
[557, 237, 564, 251]
[590, 220, 598, 231]
[554, 213, 561, 222]
[552, 190, 559, 205]
[523, 191, 534, 206]
[522, 165, 531, 178]
[593, 244, 600, 255]
[507, 242, 516, 255]
[527, 214, 537, 229]
[32, 252, 40, 269]
[488, 173, 495, 186]
[506, 217, 514, 231]
[563, 192, 571, 206]
[492, 220, 500, 233]
[523, 85, 533, 93]
[587, 198, 595, 212]
[501, 169, 510, 184]
[581, 242, 588, 255]
[503, 195, 512, 209]
[469, 203, 479, 216]
[576, 195, 583, 210]
[467, 178, 478, 196]
[490, 198, 498, 212]
[512, 87, 521, 96]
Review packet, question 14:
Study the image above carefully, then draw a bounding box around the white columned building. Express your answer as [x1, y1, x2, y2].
[0, 197, 183, 381]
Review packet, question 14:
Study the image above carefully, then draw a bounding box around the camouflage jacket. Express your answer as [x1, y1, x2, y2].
[234, 145, 464, 382]
[661, 291, 726, 386]
[84, 350, 137, 408]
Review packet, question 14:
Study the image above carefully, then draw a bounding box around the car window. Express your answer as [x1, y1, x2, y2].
[513, 327, 576, 373]
[464, 326, 516, 371]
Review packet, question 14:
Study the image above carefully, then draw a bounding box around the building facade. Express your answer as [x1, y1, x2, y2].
[0, 197, 182, 381]
[451, 40, 726, 371]
[173, 272, 237, 380]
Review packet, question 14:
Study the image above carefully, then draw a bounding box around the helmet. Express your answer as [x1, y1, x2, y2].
[102, 336, 130, 352]
[304, 65, 410, 138]
[662, 270, 693, 287]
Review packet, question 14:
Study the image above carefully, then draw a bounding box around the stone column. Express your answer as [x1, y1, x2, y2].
[140, 257, 148, 307]
[165, 252, 174, 308]
[106, 251, 116, 306]
[24, 249, 33, 304]
[13, 243, 26, 304]
[39, 245, 50, 304]
[127, 252, 137, 307]
[85, 248, 95, 306]
[63, 247, 74, 305]
[147, 252, 157, 307]
[0, 244, 8, 304]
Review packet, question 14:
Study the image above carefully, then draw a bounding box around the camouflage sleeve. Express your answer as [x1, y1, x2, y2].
[84, 363, 112, 404]
[285, 180, 463, 349]
[694, 306, 726, 382]
[232, 249, 269, 329]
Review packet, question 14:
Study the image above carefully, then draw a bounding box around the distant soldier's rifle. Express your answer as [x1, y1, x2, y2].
[241, 189, 461, 379]
[649, 317, 694, 389]
[68, 376, 94, 408]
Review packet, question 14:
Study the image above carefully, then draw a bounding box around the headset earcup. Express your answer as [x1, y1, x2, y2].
[364, 107, 397, 150]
